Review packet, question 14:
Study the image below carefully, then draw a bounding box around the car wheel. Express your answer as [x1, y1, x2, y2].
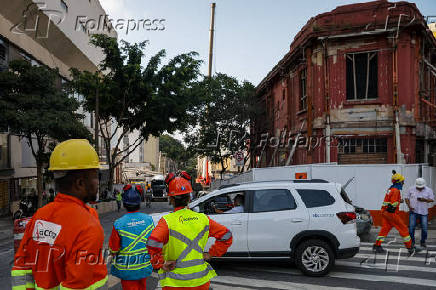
[295, 239, 334, 277]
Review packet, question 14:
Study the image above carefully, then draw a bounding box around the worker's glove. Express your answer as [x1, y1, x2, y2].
[386, 204, 396, 213]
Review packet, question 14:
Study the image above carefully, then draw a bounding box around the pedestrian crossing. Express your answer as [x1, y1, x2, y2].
[209, 242, 436, 290]
[108, 241, 436, 289]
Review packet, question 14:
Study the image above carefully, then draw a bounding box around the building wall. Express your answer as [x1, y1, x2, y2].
[252, 0, 436, 168]
[0, 0, 115, 215]
[143, 136, 159, 170]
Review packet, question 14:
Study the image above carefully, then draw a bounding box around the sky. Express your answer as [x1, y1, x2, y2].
[99, 0, 436, 87]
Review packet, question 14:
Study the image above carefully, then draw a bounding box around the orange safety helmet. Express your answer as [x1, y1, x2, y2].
[166, 172, 193, 196]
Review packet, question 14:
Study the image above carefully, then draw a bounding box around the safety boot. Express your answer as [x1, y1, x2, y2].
[372, 245, 386, 254]
[407, 246, 422, 257]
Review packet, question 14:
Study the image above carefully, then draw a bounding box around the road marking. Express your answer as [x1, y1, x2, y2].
[212, 275, 354, 290]
[0, 249, 13, 256]
[336, 260, 436, 273]
[232, 266, 436, 287]
[354, 253, 436, 263]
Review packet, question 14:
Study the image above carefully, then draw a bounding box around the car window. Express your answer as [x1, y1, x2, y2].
[197, 191, 245, 215]
[252, 189, 296, 213]
[296, 189, 335, 208]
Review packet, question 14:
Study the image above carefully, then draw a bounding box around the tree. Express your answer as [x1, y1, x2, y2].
[159, 134, 197, 177]
[70, 35, 202, 190]
[185, 73, 256, 179]
[0, 60, 92, 208]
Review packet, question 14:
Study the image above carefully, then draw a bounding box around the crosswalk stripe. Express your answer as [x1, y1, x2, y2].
[233, 266, 436, 288]
[359, 245, 436, 254]
[354, 253, 436, 263]
[336, 260, 436, 273]
[211, 274, 353, 290]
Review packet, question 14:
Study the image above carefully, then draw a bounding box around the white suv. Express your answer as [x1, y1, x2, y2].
[151, 179, 360, 276]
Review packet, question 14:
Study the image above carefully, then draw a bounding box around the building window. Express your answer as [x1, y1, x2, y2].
[299, 68, 307, 110]
[339, 138, 387, 154]
[60, 0, 68, 12]
[346, 52, 378, 100]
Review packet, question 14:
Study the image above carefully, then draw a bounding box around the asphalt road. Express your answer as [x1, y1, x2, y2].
[1, 203, 436, 289]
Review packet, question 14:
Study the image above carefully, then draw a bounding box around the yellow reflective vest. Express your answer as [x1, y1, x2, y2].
[158, 208, 216, 287]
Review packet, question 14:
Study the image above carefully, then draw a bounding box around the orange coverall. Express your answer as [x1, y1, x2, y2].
[11, 193, 108, 289]
[147, 207, 233, 290]
[375, 187, 412, 248]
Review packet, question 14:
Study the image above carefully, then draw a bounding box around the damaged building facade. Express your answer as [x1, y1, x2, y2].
[252, 0, 436, 167]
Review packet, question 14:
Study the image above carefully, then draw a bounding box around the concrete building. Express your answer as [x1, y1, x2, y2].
[0, 0, 116, 215]
[252, 0, 436, 168]
[116, 131, 160, 184]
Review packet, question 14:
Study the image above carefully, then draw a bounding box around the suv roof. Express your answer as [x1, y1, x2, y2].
[218, 179, 329, 190]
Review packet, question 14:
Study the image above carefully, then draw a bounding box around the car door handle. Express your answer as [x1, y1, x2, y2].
[232, 220, 242, 225]
[291, 218, 304, 223]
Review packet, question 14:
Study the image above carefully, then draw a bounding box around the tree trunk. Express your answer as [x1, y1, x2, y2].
[36, 162, 44, 209]
[108, 163, 114, 192]
[220, 159, 226, 180]
[106, 141, 114, 192]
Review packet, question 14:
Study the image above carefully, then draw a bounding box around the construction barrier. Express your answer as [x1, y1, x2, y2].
[14, 217, 31, 253]
[212, 163, 436, 227]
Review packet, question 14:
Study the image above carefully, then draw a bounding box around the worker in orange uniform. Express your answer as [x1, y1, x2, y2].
[11, 139, 108, 289]
[147, 171, 232, 290]
[109, 184, 154, 290]
[373, 171, 420, 256]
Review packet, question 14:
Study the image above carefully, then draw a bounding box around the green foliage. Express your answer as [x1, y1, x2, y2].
[69, 34, 203, 189]
[0, 60, 91, 163]
[159, 134, 197, 176]
[184, 73, 256, 176]
[159, 134, 187, 162]
[0, 60, 92, 207]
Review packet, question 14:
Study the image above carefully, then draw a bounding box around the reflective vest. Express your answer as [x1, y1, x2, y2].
[111, 212, 154, 280]
[158, 208, 216, 287]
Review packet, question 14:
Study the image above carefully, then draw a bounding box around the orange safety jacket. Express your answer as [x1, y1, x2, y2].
[11, 193, 108, 289]
[381, 187, 402, 213]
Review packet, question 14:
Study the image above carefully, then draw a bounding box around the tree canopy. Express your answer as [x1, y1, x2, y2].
[70, 35, 203, 189]
[184, 73, 256, 177]
[0, 59, 91, 207]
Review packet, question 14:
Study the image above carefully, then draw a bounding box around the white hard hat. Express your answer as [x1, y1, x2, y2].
[416, 178, 426, 189]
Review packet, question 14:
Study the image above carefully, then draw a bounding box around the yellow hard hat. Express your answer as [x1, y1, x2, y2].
[49, 139, 100, 171]
[391, 173, 405, 183]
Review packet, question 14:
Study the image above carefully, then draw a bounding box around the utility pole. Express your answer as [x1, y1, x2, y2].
[201, 2, 216, 186]
[208, 3, 216, 78]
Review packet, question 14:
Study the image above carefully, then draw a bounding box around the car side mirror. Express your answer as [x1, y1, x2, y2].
[192, 206, 200, 213]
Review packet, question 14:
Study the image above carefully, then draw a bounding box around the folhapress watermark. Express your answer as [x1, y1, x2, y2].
[11, 1, 166, 39]
[75, 15, 166, 35]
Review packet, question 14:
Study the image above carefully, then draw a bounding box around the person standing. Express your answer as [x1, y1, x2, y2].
[11, 139, 108, 289]
[373, 172, 419, 256]
[116, 190, 122, 212]
[405, 178, 434, 248]
[109, 184, 154, 289]
[147, 172, 233, 290]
